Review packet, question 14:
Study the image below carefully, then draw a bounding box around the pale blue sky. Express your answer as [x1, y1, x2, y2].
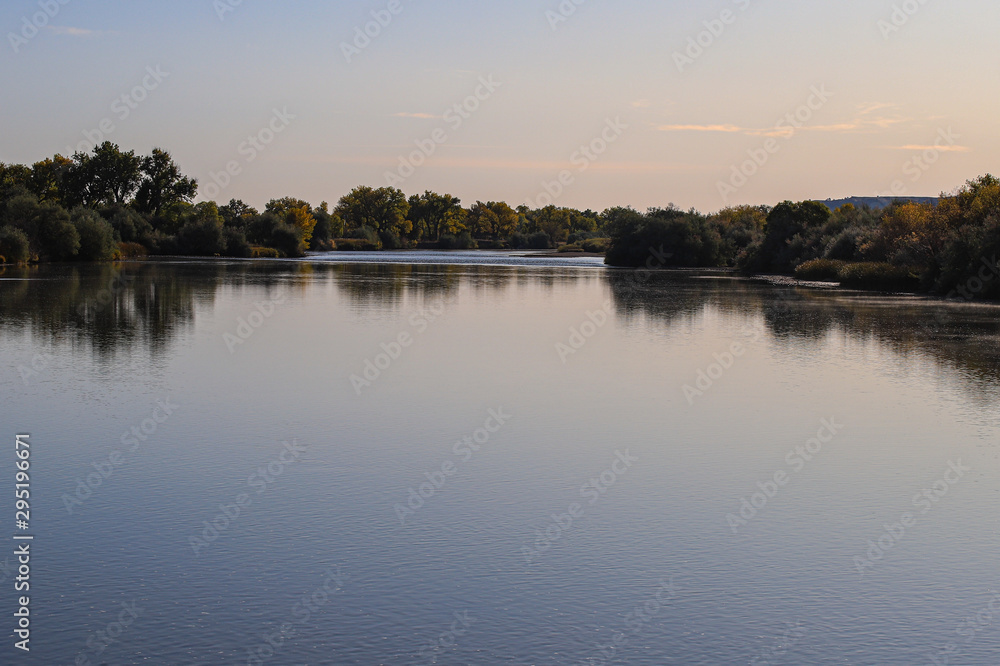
[2, 0, 997, 212]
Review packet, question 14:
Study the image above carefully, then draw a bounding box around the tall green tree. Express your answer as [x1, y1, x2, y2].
[219, 199, 259, 233]
[134, 149, 197, 215]
[65, 142, 143, 208]
[468, 201, 518, 240]
[0, 163, 32, 199]
[266, 197, 317, 252]
[335, 186, 411, 237]
[407, 191, 462, 241]
[29, 155, 73, 205]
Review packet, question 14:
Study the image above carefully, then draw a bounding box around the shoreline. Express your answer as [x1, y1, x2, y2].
[4, 253, 999, 305]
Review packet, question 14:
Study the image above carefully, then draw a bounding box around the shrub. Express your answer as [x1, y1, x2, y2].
[526, 231, 552, 249]
[177, 218, 226, 256]
[378, 229, 402, 250]
[558, 243, 584, 253]
[349, 225, 379, 243]
[223, 228, 252, 258]
[439, 232, 477, 250]
[335, 239, 379, 251]
[0, 227, 31, 264]
[795, 259, 846, 282]
[269, 224, 302, 257]
[106, 206, 154, 244]
[838, 262, 920, 292]
[72, 209, 117, 261]
[606, 215, 722, 267]
[582, 238, 611, 253]
[567, 231, 598, 244]
[824, 229, 862, 261]
[118, 242, 148, 258]
[250, 246, 280, 259]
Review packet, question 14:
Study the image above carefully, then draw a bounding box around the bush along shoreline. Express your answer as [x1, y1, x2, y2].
[601, 176, 1000, 300]
[1, 143, 998, 300]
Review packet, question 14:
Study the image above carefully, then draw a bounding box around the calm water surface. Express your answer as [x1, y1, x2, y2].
[2, 254, 999, 665]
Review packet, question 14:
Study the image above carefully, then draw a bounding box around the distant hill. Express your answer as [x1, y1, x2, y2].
[818, 196, 940, 211]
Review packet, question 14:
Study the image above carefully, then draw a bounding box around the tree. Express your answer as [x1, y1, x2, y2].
[309, 202, 343, 250]
[468, 201, 518, 240]
[219, 199, 259, 233]
[134, 148, 197, 215]
[29, 155, 73, 205]
[753, 200, 831, 272]
[266, 198, 317, 253]
[105, 205, 155, 245]
[407, 191, 462, 241]
[0, 227, 31, 264]
[335, 186, 411, 237]
[177, 202, 226, 256]
[0, 163, 32, 200]
[71, 208, 117, 261]
[600, 206, 645, 239]
[65, 142, 142, 208]
[529, 206, 573, 244]
[1, 195, 80, 261]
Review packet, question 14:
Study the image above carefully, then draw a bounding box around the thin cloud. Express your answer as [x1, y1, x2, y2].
[392, 112, 442, 120]
[657, 124, 747, 133]
[892, 144, 970, 152]
[658, 114, 911, 138]
[290, 154, 708, 174]
[45, 26, 107, 36]
[857, 102, 897, 115]
[631, 99, 651, 109]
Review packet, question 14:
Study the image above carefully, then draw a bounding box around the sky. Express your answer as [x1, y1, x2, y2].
[1, 0, 998, 213]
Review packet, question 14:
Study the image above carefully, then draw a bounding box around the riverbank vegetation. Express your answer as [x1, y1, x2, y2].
[604, 177, 1000, 299]
[1, 143, 997, 299]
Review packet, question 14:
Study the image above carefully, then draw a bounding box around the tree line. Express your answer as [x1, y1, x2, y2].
[604, 175, 1000, 299]
[1, 142, 997, 299]
[0, 142, 612, 263]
